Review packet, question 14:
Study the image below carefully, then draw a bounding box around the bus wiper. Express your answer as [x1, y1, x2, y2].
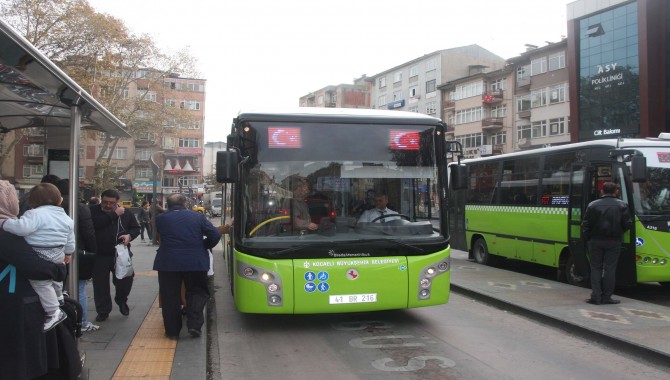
[271, 244, 311, 256]
[359, 239, 425, 253]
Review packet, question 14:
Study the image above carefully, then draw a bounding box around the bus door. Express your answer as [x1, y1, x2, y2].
[448, 183, 467, 251]
[612, 164, 637, 287]
[567, 163, 589, 280]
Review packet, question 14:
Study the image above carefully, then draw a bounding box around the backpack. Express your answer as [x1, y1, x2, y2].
[60, 295, 83, 338]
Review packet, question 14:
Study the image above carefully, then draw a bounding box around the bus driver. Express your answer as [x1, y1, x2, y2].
[357, 192, 399, 223]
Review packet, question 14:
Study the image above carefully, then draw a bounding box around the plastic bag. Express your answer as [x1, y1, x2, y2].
[114, 243, 134, 279]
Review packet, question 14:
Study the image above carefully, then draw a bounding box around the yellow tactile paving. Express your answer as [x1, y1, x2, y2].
[112, 297, 176, 379]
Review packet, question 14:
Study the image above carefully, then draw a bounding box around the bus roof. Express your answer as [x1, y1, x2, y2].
[461, 136, 670, 164]
[235, 107, 443, 125]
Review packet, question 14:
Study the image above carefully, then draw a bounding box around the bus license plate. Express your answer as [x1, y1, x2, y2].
[329, 293, 377, 304]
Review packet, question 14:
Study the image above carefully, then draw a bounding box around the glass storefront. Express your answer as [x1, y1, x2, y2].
[578, 1, 640, 141]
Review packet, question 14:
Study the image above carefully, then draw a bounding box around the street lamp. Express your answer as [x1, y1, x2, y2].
[150, 150, 164, 245]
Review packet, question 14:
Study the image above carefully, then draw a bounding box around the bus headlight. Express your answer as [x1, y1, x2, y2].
[643, 257, 651, 263]
[260, 272, 273, 282]
[419, 289, 430, 299]
[661, 259, 667, 265]
[268, 295, 282, 305]
[243, 267, 255, 277]
[438, 261, 449, 271]
[425, 267, 436, 276]
[652, 258, 659, 264]
[420, 278, 431, 288]
[267, 283, 279, 292]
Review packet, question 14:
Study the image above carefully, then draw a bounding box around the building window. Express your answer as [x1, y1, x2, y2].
[379, 77, 386, 89]
[531, 120, 548, 138]
[426, 101, 437, 115]
[98, 146, 127, 159]
[516, 95, 531, 111]
[178, 176, 199, 187]
[141, 90, 156, 102]
[548, 51, 565, 71]
[393, 71, 402, 83]
[122, 88, 129, 99]
[165, 99, 177, 107]
[409, 85, 418, 98]
[317, 95, 323, 105]
[490, 105, 506, 118]
[162, 136, 176, 149]
[179, 138, 200, 148]
[135, 149, 152, 161]
[531, 88, 547, 108]
[392, 90, 402, 101]
[180, 100, 201, 110]
[455, 133, 483, 148]
[79, 166, 85, 178]
[531, 57, 547, 76]
[23, 144, 44, 157]
[454, 81, 483, 100]
[549, 117, 566, 135]
[549, 83, 567, 104]
[425, 79, 436, 93]
[408, 105, 419, 113]
[426, 58, 437, 72]
[490, 131, 507, 145]
[490, 78, 505, 91]
[378, 95, 387, 106]
[23, 164, 44, 178]
[517, 124, 531, 140]
[409, 65, 419, 77]
[136, 166, 152, 178]
[455, 107, 483, 124]
[517, 65, 530, 81]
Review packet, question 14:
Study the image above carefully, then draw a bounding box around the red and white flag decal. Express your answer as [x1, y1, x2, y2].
[390, 130, 420, 150]
[268, 127, 302, 148]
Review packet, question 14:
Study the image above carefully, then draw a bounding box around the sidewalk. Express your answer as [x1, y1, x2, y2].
[78, 241, 207, 380]
[450, 249, 670, 362]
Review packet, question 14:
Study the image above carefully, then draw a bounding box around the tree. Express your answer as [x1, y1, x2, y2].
[1, 0, 200, 194]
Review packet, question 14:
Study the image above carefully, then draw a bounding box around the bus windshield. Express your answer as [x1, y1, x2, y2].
[237, 121, 443, 248]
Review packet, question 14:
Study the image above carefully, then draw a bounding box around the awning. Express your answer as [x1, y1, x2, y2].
[0, 19, 128, 137]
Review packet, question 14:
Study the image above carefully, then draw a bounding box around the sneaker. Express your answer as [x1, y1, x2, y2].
[44, 309, 67, 332]
[81, 322, 100, 332]
[602, 298, 621, 304]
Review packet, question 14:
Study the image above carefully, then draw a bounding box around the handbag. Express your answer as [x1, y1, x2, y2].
[77, 249, 96, 280]
[114, 218, 134, 279]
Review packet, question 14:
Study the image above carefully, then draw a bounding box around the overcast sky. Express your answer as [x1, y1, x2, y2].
[87, 0, 573, 143]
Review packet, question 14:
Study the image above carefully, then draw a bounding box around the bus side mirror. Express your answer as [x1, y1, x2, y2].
[630, 155, 646, 183]
[450, 164, 468, 190]
[216, 151, 238, 183]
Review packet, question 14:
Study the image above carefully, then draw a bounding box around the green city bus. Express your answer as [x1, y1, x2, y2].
[216, 108, 465, 313]
[449, 135, 670, 287]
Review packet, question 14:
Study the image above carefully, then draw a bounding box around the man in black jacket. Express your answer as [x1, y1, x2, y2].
[90, 189, 140, 322]
[581, 182, 631, 305]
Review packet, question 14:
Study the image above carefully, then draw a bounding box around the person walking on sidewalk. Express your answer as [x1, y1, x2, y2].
[581, 182, 631, 305]
[90, 189, 140, 322]
[138, 201, 152, 242]
[154, 193, 221, 339]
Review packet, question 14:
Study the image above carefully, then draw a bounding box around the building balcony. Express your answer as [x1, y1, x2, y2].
[135, 139, 157, 147]
[517, 77, 530, 88]
[482, 91, 503, 103]
[518, 110, 531, 119]
[482, 117, 504, 128]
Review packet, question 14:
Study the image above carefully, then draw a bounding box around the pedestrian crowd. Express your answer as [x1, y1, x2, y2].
[0, 174, 231, 379]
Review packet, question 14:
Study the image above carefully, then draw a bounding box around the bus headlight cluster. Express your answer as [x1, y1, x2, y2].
[237, 264, 283, 307]
[418, 258, 450, 301]
[638, 256, 667, 265]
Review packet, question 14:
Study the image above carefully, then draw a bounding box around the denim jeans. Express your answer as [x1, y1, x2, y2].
[79, 279, 89, 325]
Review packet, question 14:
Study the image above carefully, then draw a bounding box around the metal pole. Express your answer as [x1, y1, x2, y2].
[150, 151, 162, 245]
[66, 104, 82, 298]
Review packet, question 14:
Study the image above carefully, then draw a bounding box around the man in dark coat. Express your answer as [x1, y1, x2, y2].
[0, 179, 76, 380]
[154, 193, 221, 338]
[582, 182, 632, 305]
[90, 189, 140, 322]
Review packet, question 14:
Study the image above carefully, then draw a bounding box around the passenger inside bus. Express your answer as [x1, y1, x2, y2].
[283, 176, 318, 233]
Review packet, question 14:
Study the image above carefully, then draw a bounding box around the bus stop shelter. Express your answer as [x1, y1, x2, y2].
[0, 19, 129, 296]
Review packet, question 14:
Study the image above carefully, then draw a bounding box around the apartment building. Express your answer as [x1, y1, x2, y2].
[440, 66, 515, 158]
[300, 76, 371, 108]
[368, 45, 506, 118]
[508, 39, 571, 151]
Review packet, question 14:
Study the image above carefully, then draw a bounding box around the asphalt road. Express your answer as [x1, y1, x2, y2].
[208, 243, 669, 380]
